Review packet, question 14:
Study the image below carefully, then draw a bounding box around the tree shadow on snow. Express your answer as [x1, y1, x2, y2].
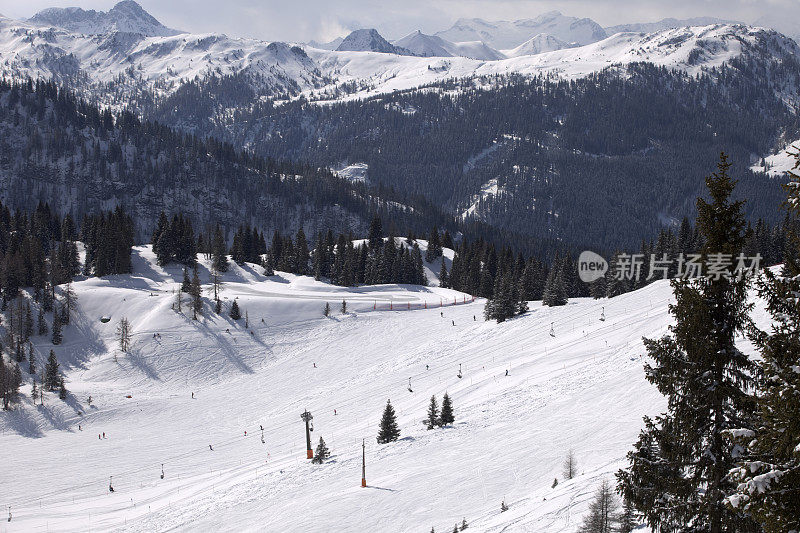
[122, 345, 161, 382]
[3, 406, 45, 438]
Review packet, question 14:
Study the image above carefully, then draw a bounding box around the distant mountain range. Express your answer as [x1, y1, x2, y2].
[0, 1, 798, 256]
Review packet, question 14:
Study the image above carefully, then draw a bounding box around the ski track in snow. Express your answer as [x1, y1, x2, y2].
[0, 245, 769, 532]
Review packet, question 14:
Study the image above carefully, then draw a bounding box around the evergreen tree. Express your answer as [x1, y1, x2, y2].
[45, 349, 59, 390]
[324, 302, 331, 317]
[190, 266, 202, 320]
[58, 376, 67, 400]
[181, 267, 191, 293]
[311, 436, 330, 464]
[51, 309, 62, 345]
[229, 299, 241, 320]
[341, 299, 347, 315]
[725, 154, 800, 532]
[211, 226, 229, 273]
[439, 392, 454, 426]
[377, 399, 400, 443]
[542, 260, 568, 307]
[438, 259, 449, 288]
[426, 395, 439, 430]
[368, 216, 383, 250]
[37, 306, 47, 335]
[617, 153, 757, 533]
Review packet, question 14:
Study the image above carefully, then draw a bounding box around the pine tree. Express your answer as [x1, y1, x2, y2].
[542, 260, 568, 307]
[37, 306, 47, 335]
[617, 153, 757, 533]
[579, 480, 619, 533]
[51, 308, 63, 345]
[368, 216, 383, 250]
[45, 349, 59, 391]
[452, 524, 458, 533]
[460, 518, 468, 530]
[324, 302, 331, 317]
[190, 266, 202, 320]
[725, 153, 800, 532]
[439, 392, 454, 426]
[311, 436, 330, 464]
[426, 395, 439, 430]
[58, 376, 67, 400]
[229, 299, 241, 320]
[438, 259, 449, 288]
[31, 379, 37, 402]
[181, 267, 191, 293]
[211, 226, 229, 273]
[27, 344, 35, 375]
[377, 399, 400, 443]
[341, 299, 347, 315]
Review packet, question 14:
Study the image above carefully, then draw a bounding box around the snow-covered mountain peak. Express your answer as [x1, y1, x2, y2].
[502, 33, 574, 57]
[336, 28, 414, 55]
[29, 0, 182, 37]
[436, 13, 607, 49]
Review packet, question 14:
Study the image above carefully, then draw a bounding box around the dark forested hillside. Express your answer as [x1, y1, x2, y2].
[0, 79, 463, 243]
[147, 60, 800, 251]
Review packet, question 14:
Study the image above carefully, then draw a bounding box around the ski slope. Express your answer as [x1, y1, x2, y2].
[0, 246, 767, 532]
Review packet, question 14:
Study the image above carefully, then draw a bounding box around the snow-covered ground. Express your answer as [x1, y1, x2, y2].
[751, 139, 800, 177]
[0, 246, 767, 532]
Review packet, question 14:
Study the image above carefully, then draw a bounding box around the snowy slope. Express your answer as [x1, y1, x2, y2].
[435, 12, 607, 49]
[502, 33, 574, 57]
[0, 246, 770, 532]
[393, 31, 506, 61]
[750, 139, 800, 177]
[605, 17, 738, 36]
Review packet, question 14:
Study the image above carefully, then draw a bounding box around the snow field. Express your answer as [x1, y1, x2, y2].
[0, 246, 767, 532]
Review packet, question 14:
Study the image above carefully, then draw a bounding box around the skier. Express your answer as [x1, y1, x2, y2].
[191, 392, 194, 399]
[505, 369, 509, 376]
[108, 484, 114, 493]
[244, 431, 247, 436]
[473, 315, 476, 321]
[78, 424, 82, 431]
[98, 434, 101, 440]
[103, 432, 106, 439]
[452, 320, 455, 326]
[426, 364, 429, 370]
[313, 363, 316, 368]
[209, 444, 213, 451]
[334, 409, 337, 415]
[440, 311, 443, 317]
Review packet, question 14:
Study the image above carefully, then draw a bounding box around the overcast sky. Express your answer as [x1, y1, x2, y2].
[0, 0, 796, 43]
